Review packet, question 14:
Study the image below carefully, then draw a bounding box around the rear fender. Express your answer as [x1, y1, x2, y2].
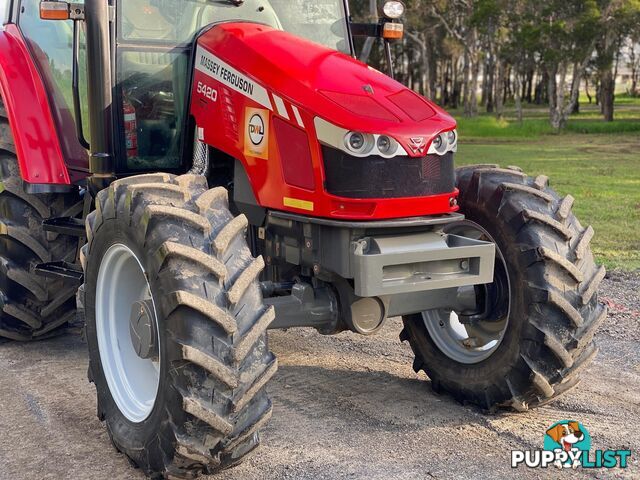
[0, 24, 71, 186]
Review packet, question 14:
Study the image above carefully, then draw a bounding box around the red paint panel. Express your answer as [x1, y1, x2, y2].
[387, 90, 436, 122]
[273, 117, 315, 191]
[320, 90, 400, 123]
[191, 23, 459, 220]
[0, 25, 70, 185]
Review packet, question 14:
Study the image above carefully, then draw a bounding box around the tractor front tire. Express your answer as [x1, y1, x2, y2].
[82, 173, 276, 478]
[402, 165, 607, 411]
[0, 99, 81, 341]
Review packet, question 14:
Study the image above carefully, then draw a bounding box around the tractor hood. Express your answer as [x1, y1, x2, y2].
[194, 22, 456, 156]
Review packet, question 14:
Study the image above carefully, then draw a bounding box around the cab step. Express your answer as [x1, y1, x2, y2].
[34, 261, 84, 284]
[42, 217, 86, 236]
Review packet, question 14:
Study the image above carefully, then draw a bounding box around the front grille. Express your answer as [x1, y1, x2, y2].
[322, 146, 455, 199]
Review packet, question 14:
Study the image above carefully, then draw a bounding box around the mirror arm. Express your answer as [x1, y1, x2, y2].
[384, 39, 394, 80]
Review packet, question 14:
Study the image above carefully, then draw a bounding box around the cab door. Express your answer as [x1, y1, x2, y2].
[17, 0, 89, 181]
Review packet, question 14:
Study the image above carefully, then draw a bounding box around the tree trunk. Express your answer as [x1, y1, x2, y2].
[463, 49, 471, 115]
[525, 68, 534, 103]
[442, 60, 450, 106]
[585, 76, 592, 104]
[484, 51, 495, 112]
[495, 60, 505, 120]
[451, 58, 461, 108]
[600, 69, 615, 121]
[566, 61, 583, 117]
[469, 57, 480, 117]
[514, 69, 523, 124]
[423, 36, 432, 99]
[504, 65, 511, 101]
[548, 63, 565, 131]
[629, 42, 638, 96]
[535, 69, 549, 105]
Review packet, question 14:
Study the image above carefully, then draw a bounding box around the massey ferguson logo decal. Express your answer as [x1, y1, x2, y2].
[409, 137, 426, 154]
[195, 46, 272, 110]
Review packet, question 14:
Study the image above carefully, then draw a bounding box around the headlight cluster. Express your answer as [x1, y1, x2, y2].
[427, 129, 458, 155]
[343, 131, 400, 157]
[315, 118, 408, 158]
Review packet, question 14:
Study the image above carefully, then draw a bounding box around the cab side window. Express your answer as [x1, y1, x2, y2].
[0, 0, 11, 24]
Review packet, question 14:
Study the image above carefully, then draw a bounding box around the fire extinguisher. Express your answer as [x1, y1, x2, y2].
[123, 96, 138, 158]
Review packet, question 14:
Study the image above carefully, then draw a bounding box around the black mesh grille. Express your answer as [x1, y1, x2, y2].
[322, 146, 455, 199]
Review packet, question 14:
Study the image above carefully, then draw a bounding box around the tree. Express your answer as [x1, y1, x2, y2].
[533, 1, 600, 130]
[595, 0, 640, 120]
[627, 35, 640, 96]
[430, 0, 481, 116]
[348, 0, 636, 128]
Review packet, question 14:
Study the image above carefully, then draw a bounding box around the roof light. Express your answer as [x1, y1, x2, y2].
[382, 1, 405, 19]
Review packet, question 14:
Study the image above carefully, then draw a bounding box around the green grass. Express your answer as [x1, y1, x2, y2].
[452, 100, 640, 138]
[452, 101, 640, 271]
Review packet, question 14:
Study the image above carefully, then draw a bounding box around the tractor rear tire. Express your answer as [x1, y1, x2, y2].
[402, 165, 606, 411]
[82, 173, 276, 478]
[0, 100, 82, 341]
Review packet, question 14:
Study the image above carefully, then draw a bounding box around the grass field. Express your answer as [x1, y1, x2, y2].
[451, 97, 640, 271]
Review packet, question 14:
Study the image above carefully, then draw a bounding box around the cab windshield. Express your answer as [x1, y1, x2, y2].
[120, 0, 351, 54]
[116, 0, 351, 173]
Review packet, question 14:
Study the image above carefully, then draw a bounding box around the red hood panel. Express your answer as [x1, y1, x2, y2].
[191, 22, 459, 220]
[196, 23, 455, 153]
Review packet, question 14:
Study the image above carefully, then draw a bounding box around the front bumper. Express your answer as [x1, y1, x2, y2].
[351, 231, 495, 297]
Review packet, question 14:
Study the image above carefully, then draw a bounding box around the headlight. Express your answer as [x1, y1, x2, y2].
[345, 131, 374, 155]
[428, 129, 458, 155]
[376, 135, 398, 155]
[382, 1, 405, 19]
[315, 118, 407, 158]
[431, 135, 445, 154]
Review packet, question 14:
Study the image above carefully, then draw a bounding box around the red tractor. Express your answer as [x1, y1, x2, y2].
[0, 0, 606, 478]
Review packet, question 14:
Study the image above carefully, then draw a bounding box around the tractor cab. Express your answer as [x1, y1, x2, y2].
[31, 0, 380, 185]
[114, 0, 354, 173]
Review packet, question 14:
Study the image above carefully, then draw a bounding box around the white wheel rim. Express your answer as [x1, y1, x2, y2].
[422, 220, 511, 365]
[96, 243, 160, 423]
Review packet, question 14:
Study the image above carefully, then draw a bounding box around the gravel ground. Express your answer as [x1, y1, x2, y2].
[0, 272, 638, 480]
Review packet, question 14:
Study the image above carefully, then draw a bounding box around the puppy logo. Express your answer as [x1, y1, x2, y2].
[409, 137, 426, 155]
[544, 420, 590, 469]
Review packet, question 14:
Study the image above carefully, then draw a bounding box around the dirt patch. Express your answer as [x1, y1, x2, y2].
[0, 275, 638, 479]
[599, 270, 640, 342]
